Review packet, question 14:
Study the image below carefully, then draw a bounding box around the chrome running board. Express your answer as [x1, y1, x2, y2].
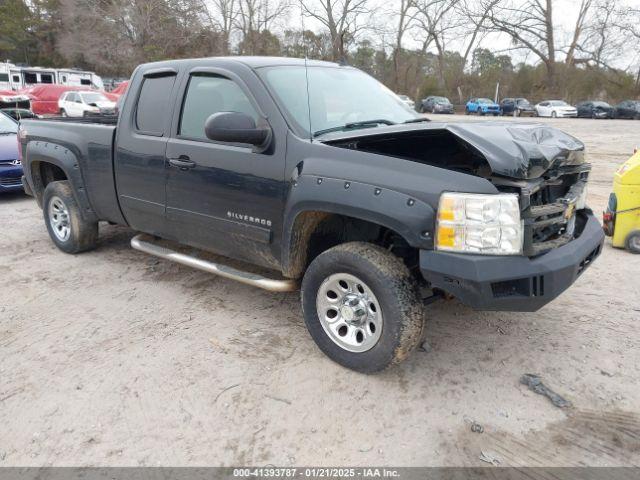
[131, 234, 298, 292]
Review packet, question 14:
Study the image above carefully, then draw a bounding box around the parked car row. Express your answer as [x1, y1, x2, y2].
[410, 93, 640, 119]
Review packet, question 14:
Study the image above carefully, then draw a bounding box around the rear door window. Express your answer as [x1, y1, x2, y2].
[135, 74, 177, 135]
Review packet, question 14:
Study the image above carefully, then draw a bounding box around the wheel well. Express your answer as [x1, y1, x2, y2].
[284, 211, 418, 278]
[31, 161, 68, 202]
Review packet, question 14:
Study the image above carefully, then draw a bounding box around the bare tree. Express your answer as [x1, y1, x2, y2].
[203, 0, 238, 54]
[482, 0, 558, 87]
[236, 0, 290, 54]
[457, 0, 499, 67]
[414, 0, 459, 90]
[565, 0, 593, 66]
[300, 0, 374, 62]
[390, 0, 418, 91]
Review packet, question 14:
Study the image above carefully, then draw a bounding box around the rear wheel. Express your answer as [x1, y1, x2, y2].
[301, 242, 425, 373]
[43, 181, 98, 254]
[626, 231, 640, 254]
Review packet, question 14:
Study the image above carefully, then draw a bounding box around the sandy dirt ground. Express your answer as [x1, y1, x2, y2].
[1, 115, 639, 467]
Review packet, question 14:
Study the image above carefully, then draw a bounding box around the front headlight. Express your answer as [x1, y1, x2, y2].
[436, 192, 523, 255]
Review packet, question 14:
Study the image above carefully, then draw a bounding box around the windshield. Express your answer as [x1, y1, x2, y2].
[259, 66, 419, 137]
[477, 98, 494, 104]
[0, 112, 18, 134]
[434, 96, 450, 103]
[550, 101, 569, 106]
[593, 101, 610, 107]
[80, 92, 109, 103]
[516, 98, 531, 105]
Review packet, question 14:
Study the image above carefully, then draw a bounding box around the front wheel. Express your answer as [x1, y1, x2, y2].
[60, 109, 67, 117]
[301, 242, 425, 373]
[43, 181, 98, 254]
[551, 111, 557, 118]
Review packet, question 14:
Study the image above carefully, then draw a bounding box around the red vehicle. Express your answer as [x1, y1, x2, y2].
[110, 81, 128, 97]
[18, 84, 116, 116]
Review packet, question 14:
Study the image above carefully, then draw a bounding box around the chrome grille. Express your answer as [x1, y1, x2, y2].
[521, 166, 591, 256]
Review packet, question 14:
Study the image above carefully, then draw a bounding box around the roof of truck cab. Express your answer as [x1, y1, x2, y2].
[138, 56, 342, 71]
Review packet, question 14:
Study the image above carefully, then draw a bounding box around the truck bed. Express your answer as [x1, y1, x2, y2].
[20, 117, 123, 224]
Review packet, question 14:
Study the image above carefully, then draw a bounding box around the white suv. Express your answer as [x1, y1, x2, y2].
[58, 91, 116, 117]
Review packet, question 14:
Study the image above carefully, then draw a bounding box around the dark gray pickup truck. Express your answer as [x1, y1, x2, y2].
[19, 56, 604, 372]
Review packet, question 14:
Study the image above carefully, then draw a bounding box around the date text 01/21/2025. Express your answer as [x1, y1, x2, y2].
[232, 468, 400, 478]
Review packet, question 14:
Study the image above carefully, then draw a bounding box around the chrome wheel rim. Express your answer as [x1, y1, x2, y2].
[631, 236, 640, 251]
[316, 273, 383, 353]
[48, 196, 71, 242]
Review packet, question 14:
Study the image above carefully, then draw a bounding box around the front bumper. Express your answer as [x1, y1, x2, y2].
[419, 211, 604, 311]
[0, 165, 24, 192]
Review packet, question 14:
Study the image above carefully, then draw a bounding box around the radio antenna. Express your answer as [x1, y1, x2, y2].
[299, 0, 313, 142]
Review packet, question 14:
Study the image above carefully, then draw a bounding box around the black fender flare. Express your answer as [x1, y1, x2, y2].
[281, 173, 436, 277]
[26, 140, 97, 222]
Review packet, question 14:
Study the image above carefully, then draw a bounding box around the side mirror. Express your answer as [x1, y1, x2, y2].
[204, 112, 271, 151]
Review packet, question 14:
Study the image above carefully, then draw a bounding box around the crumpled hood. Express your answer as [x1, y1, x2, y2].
[320, 121, 585, 179]
[445, 122, 585, 178]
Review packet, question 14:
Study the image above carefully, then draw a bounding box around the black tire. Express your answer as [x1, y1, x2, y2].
[551, 111, 557, 118]
[301, 242, 425, 373]
[60, 109, 67, 117]
[43, 180, 98, 254]
[625, 231, 640, 254]
[465, 107, 470, 115]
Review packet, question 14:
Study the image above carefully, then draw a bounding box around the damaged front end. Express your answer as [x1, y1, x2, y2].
[322, 121, 592, 257]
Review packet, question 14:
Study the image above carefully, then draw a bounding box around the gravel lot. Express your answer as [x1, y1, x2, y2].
[1, 115, 639, 467]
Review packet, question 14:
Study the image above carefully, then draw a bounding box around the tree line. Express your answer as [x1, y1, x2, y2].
[1, 0, 639, 103]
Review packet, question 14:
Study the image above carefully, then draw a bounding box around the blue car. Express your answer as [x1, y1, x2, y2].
[465, 98, 500, 116]
[0, 111, 23, 193]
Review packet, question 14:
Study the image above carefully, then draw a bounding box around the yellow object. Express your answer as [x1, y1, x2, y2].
[611, 150, 640, 249]
[436, 225, 456, 248]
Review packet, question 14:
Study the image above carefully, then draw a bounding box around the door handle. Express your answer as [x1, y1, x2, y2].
[168, 156, 196, 170]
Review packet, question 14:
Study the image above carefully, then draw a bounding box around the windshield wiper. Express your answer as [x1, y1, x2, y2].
[313, 119, 396, 138]
[403, 117, 431, 124]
